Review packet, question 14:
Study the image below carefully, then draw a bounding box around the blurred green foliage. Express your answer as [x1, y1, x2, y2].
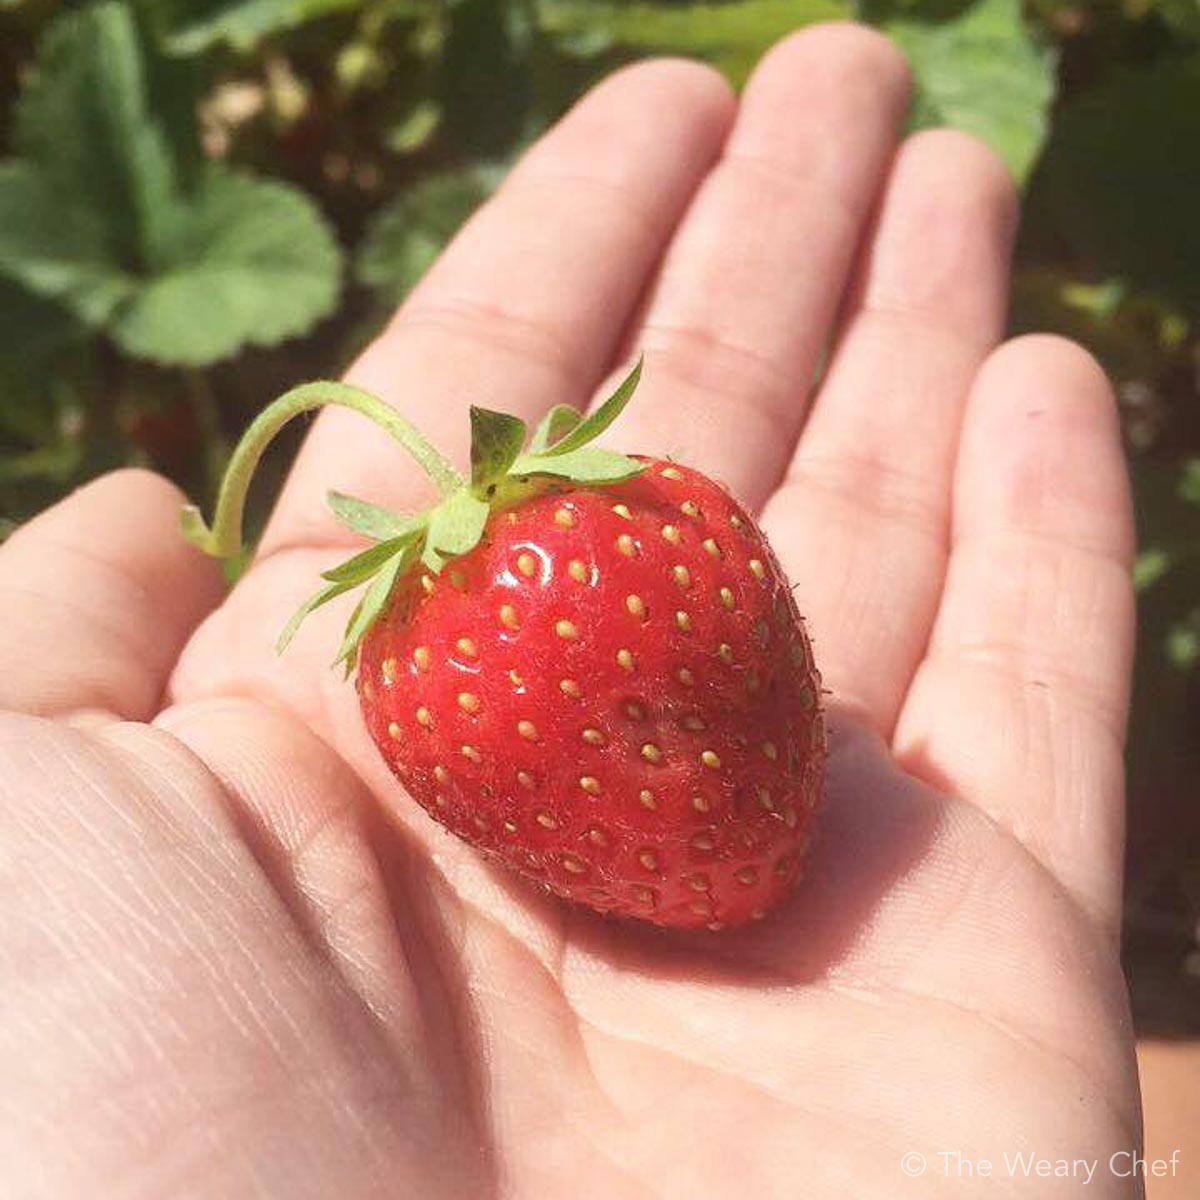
[0, 0, 1197, 1027]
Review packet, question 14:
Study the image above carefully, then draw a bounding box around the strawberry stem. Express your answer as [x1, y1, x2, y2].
[180, 381, 463, 559]
[179, 357, 648, 668]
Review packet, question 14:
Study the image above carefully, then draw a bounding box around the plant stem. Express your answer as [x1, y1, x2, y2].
[180, 380, 463, 559]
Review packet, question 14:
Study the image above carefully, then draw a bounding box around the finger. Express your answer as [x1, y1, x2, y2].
[0, 470, 224, 720]
[260, 60, 735, 556]
[595, 24, 910, 509]
[894, 335, 1136, 934]
[760, 131, 1018, 733]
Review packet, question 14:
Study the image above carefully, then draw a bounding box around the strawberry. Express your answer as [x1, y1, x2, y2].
[183, 361, 823, 929]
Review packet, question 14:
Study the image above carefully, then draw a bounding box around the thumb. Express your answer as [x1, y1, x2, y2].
[0, 470, 224, 720]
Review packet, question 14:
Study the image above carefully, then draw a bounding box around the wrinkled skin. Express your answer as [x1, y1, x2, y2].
[0, 26, 1140, 1200]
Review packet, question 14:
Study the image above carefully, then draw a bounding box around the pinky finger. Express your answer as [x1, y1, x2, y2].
[893, 335, 1135, 936]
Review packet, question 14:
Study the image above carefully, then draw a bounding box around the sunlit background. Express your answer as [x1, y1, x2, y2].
[1, 0, 1197, 1185]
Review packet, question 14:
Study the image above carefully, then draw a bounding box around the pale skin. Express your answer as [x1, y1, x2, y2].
[0, 25, 1141, 1199]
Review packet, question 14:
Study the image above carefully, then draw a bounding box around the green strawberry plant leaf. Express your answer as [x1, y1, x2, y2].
[355, 164, 505, 305]
[508, 446, 646, 484]
[537, 357, 642, 457]
[278, 525, 422, 656]
[0, 162, 137, 325]
[469, 407, 527, 490]
[423, 489, 491, 569]
[541, 0, 850, 85]
[507, 359, 646, 482]
[529, 405, 583, 453]
[321, 534, 421, 585]
[0, 1, 342, 368]
[13, 0, 179, 267]
[327, 491, 416, 541]
[277, 575, 361, 654]
[334, 544, 416, 669]
[542, 0, 1052, 177]
[106, 167, 342, 366]
[865, 0, 1056, 184]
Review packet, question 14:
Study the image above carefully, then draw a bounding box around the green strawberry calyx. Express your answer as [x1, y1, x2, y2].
[181, 357, 645, 668]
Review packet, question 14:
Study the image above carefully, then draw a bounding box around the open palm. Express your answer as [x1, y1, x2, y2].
[0, 26, 1141, 1199]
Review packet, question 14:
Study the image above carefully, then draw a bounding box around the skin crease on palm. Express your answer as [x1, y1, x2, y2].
[0, 24, 1142, 1200]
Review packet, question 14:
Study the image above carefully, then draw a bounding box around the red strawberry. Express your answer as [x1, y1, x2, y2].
[183, 361, 824, 929]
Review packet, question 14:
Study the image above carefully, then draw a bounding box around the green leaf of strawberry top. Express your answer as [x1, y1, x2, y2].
[182, 360, 824, 930]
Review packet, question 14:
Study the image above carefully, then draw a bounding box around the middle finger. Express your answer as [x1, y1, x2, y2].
[597, 24, 910, 510]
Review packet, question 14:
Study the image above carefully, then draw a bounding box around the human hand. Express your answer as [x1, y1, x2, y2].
[0, 25, 1139, 1198]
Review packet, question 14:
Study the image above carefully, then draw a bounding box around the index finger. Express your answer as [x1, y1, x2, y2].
[257, 61, 735, 559]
